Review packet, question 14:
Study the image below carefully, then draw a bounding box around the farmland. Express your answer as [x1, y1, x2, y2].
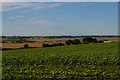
[1, 37, 119, 49]
[2, 42, 120, 79]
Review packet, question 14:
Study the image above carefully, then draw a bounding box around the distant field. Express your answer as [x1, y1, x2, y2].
[2, 40, 18, 42]
[2, 41, 65, 49]
[2, 42, 43, 49]
[1, 37, 120, 49]
[2, 42, 120, 79]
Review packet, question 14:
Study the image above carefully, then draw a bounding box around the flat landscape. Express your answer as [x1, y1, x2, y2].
[2, 42, 120, 79]
[1, 37, 119, 49]
[2, 2, 119, 79]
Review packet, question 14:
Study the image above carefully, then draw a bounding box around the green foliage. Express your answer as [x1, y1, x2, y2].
[83, 37, 97, 44]
[16, 39, 28, 43]
[65, 40, 73, 45]
[2, 41, 6, 43]
[72, 39, 81, 44]
[65, 39, 81, 45]
[16, 40, 22, 43]
[58, 43, 65, 46]
[42, 43, 50, 47]
[24, 44, 29, 48]
[2, 39, 28, 43]
[2, 43, 120, 79]
[42, 43, 65, 47]
[2, 40, 18, 43]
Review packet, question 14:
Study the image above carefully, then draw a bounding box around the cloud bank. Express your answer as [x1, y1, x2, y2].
[1, 2, 62, 11]
[9, 16, 25, 19]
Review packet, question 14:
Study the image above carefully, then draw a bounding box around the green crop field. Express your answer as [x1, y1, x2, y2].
[2, 40, 18, 42]
[2, 42, 120, 79]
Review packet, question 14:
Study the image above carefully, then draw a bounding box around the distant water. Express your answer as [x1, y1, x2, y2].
[28, 39, 69, 41]
[97, 39, 119, 40]
[28, 38, 119, 41]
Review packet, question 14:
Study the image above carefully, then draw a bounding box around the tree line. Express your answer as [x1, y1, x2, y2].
[42, 37, 104, 47]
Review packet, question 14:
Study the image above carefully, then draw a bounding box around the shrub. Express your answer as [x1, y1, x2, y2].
[104, 40, 108, 41]
[52, 43, 59, 46]
[83, 37, 97, 44]
[65, 40, 73, 45]
[16, 40, 22, 43]
[16, 39, 28, 43]
[42, 43, 50, 47]
[24, 44, 29, 48]
[98, 40, 104, 43]
[43, 43, 65, 47]
[2, 41, 6, 43]
[72, 39, 81, 44]
[92, 39, 97, 43]
[58, 43, 65, 46]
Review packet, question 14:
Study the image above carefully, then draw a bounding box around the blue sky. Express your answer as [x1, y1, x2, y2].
[2, 2, 118, 36]
[2, 0, 120, 2]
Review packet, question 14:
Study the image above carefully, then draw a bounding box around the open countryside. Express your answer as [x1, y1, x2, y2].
[2, 36, 120, 79]
[2, 2, 120, 79]
[2, 36, 119, 49]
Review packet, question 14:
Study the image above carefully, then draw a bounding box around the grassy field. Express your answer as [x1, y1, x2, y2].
[2, 40, 65, 49]
[2, 40, 19, 42]
[2, 42, 120, 79]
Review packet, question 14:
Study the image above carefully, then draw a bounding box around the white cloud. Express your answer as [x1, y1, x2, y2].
[15, 17, 59, 27]
[31, 20, 59, 27]
[1, 1, 118, 11]
[2, 0, 120, 2]
[26, 17, 59, 27]
[9, 16, 25, 19]
[1, 2, 62, 11]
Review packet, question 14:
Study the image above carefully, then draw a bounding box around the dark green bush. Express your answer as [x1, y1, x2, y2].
[16, 40, 22, 43]
[58, 43, 65, 46]
[24, 44, 29, 48]
[65, 39, 81, 45]
[2, 41, 6, 43]
[42, 43, 50, 47]
[83, 37, 97, 44]
[43, 43, 65, 47]
[52, 43, 58, 46]
[65, 40, 73, 45]
[97, 40, 104, 43]
[72, 39, 81, 44]
[16, 39, 28, 43]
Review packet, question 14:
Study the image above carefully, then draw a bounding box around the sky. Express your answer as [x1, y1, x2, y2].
[2, 0, 120, 2]
[2, 2, 118, 36]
